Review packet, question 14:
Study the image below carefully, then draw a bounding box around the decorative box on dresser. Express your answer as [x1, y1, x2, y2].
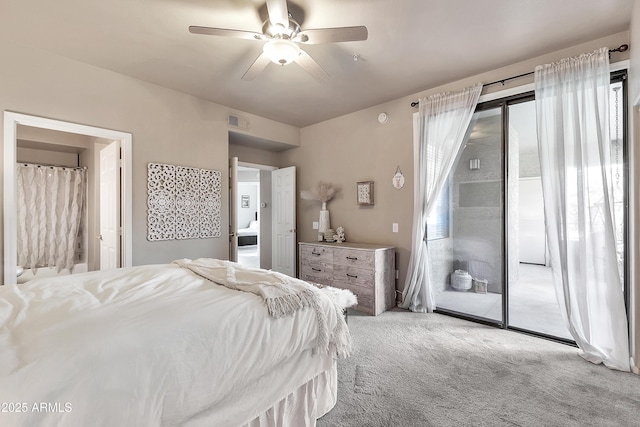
[298, 242, 396, 316]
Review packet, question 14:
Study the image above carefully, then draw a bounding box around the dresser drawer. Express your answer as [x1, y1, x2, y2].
[345, 285, 375, 315]
[300, 262, 333, 281]
[300, 272, 333, 286]
[333, 265, 375, 288]
[300, 244, 333, 264]
[301, 262, 333, 275]
[330, 277, 375, 315]
[333, 248, 375, 269]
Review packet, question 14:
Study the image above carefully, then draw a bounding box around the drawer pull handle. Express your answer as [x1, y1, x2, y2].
[312, 252, 321, 256]
[346, 256, 358, 261]
[346, 273, 358, 278]
[312, 267, 322, 272]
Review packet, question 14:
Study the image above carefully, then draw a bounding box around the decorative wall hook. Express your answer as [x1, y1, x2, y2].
[393, 166, 405, 189]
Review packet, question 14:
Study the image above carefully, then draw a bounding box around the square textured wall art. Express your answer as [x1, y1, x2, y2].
[147, 163, 221, 241]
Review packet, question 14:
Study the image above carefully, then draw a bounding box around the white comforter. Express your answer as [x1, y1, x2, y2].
[0, 262, 349, 427]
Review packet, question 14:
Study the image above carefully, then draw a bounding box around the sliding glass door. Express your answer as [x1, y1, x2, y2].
[430, 105, 504, 323]
[430, 70, 627, 342]
[506, 97, 571, 340]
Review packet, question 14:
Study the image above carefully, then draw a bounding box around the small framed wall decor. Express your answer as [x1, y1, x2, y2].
[241, 194, 250, 208]
[357, 181, 374, 206]
[392, 165, 405, 189]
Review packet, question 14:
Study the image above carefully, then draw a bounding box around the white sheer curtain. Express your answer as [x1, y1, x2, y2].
[17, 163, 87, 273]
[401, 83, 482, 313]
[535, 48, 630, 371]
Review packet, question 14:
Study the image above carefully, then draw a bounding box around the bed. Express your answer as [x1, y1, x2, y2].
[238, 219, 259, 246]
[0, 258, 355, 427]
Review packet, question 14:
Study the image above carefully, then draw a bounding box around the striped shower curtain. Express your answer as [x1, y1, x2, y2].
[16, 163, 87, 273]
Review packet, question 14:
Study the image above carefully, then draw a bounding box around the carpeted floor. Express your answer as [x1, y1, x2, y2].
[318, 309, 640, 427]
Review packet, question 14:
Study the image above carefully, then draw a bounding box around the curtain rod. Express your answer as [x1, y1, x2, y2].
[410, 44, 629, 107]
[20, 162, 87, 171]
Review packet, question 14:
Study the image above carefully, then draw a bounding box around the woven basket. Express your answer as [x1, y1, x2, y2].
[451, 270, 472, 292]
[473, 278, 488, 294]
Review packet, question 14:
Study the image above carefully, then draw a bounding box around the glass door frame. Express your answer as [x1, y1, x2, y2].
[432, 98, 509, 328]
[612, 69, 630, 316]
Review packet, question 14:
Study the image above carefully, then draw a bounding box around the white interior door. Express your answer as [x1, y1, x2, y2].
[229, 157, 238, 262]
[519, 177, 546, 265]
[272, 166, 296, 276]
[99, 140, 120, 269]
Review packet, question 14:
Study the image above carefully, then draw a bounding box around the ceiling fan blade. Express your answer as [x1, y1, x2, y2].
[241, 52, 272, 81]
[265, 0, 289, 27]
[189, 26, 265, 41]
[296, 26, 368, 44]
[294, 50, 329, 83]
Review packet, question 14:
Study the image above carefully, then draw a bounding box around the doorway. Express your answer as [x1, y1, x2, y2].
[227, 130, 297, 276]
[3, 112, 132, 285]
[236, 165, 262, 269]
[230, 160, 278, 270]
[229, 160, 296, 276]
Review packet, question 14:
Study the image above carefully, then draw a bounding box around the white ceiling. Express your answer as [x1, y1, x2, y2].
[0, 0, 633, 127]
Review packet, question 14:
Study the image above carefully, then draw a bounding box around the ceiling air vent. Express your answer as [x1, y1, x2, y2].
[228, 113, 250, 130]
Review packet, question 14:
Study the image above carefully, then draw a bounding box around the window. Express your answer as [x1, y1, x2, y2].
[426, 183, 449, 240]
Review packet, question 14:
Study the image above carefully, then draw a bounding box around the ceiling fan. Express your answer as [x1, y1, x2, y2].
[189, 0, 368, 82]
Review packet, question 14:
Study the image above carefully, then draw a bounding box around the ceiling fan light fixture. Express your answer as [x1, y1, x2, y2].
[263, 39, 300, 65]
[267, 23, 287, 37]
[263, 18, 300, 40]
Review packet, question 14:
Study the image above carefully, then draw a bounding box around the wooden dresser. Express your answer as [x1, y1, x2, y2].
[298, 242, 395, 316]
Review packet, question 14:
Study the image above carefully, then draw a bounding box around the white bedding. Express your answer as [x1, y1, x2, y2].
[238, 220, 259, 237]
[0, 262, 351, 427]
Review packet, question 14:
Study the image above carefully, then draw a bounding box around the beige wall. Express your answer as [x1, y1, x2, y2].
[631, 2, 640, 105]
[0, 43, 297, 281]
[228, 143, 283, 168]
[283, 31, 630, 300]
[282, 104, 413, 294]
[227, 115, 300, 149]
[16, 146, 78, 167]
[17, 126, 94, 148]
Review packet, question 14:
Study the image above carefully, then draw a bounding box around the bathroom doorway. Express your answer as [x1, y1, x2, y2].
[3, 112, 132, 285]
